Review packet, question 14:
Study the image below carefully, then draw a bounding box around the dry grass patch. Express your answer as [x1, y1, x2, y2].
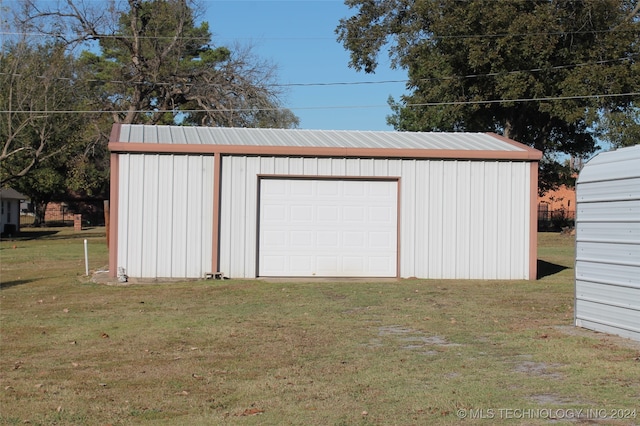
[1, 229, 639, 425]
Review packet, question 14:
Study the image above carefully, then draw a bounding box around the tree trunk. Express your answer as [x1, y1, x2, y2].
[32, 201, 48, 228]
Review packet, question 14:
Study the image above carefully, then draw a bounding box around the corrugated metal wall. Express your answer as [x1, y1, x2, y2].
[117, 154, 214, 278]
[219, 156, 531, 279]
[575, 146, 640, 342]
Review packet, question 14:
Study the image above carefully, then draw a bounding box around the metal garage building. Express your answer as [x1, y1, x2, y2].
[575, 145, 640, 342]
[108, 124, 541, 280]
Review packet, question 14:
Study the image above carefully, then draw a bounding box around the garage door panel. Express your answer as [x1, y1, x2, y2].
[370, 231, 394, 248]
[343, 231, 365, 247]
[370, 206, 393, 222]
[259, 179, 398, 277]
[289, 256, 312, 273]
[262, 230, 286, 248]
[263, 205, 287, 222]
[316, 256, 339, 273]
[318, 180, 340, 196]
[317, 205, 339, 221]
[290, 231, 313, 247]
[317, 231, 339, 247]
[291, 179, 313, 195]
[263, 179, 287, 195]
[368, 183, 393, 197]
[261, 256, 286, 275]
[369, 257, 395, 274]
[344, 206, 366, 221]
[343, 257, 365, 271]
[344, 182, 366, 197]
[291, 205, 313, 221]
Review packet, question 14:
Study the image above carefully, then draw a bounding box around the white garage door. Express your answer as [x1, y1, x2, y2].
[259, 179, 398, 277]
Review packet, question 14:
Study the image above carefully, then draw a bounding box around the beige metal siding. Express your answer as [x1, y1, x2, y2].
[219, 156, 531, 279]
[117, 154, 214, 278]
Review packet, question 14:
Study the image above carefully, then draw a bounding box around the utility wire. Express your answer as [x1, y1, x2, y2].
[1, 91, 638, 114]
[0, 56, 635, 88]
[1, 25, 637, 41]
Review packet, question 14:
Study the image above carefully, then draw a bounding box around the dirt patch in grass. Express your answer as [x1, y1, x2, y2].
[512, 360, 564, 380]
[528, 393, 587, 406]
[375, 325, 461, 356]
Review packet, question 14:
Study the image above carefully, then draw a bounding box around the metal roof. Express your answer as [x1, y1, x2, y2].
[109, 124, 542, 161]
[115, 124, 528, 150]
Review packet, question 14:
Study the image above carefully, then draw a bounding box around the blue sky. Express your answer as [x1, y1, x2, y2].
[204, 1, 408, 130]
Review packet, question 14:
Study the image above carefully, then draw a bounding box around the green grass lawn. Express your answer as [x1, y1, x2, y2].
[1, 228, 638, 425]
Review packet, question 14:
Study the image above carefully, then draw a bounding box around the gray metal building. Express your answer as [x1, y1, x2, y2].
[108, 124, 542, 281]
[575, 145, 640, 341]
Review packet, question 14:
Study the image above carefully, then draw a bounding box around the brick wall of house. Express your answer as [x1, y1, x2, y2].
[537, 185, 576, 229]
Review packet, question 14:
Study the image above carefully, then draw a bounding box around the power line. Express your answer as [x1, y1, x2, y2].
[280, 56, 637, 87]
[0, 91, 637, 114]
[1, 26, 637, 42]
[404, 92, 640, 107]
[0, 56, 635, 88]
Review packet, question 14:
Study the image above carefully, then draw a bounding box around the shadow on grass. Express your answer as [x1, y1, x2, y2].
[0, 279, 33, 290]
[537, 259, 569, 279]
[2, 230, 60, 241]
[2, 228, 105, 241]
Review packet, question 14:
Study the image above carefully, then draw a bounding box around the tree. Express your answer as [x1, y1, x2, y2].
[0, 39, 104, 224]
[0, 41, 86, 186]
[5, 0, 296, 224]
[337, 0, 640, 193]
[21, 0, 298, 128]
[595, 107, 640, 149]
[13, 158, 68, 227]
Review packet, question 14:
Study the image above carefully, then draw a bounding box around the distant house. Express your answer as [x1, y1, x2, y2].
[538, 184, 576, 215]
[0, 188, 27, 236]
[537, 184, 577, 229]
[43, 201, 74, 223]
